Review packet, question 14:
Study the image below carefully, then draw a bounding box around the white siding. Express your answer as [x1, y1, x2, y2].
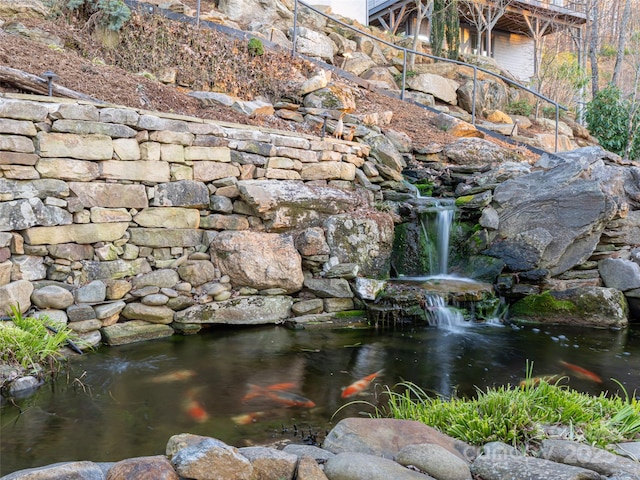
[313, 0, 368, 24]
[460, 27, 535, 82]
[492, 31, 535, 82]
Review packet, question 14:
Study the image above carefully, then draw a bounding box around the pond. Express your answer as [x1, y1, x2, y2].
[2, 321, 639, 476]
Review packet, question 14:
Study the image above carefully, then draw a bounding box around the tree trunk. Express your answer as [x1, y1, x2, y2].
[589, 0, 600, 97]
[611, 0, 631, 87]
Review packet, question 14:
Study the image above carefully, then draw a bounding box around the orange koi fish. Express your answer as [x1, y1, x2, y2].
[560, 361, 602, 383]
[183, 389, 209, 423]
[149, 369, 197, 383]
[264, 389, 316, 408]
[242, 382, 298, 402]
[341, 370, 383, 399]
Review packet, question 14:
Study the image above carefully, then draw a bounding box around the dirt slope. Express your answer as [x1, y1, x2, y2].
[0, 13, 512, 153]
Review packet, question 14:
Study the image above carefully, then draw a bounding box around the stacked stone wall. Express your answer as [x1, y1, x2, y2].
[0, 95, 395, 347]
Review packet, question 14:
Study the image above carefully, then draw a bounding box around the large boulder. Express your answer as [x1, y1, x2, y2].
[218, 0, 292, 27]
[237, 180, 363, 231]
[457, 78, 510, 116]
[303, 84, 357, 112]
[406, 73, 460, 105]
[443, 137, 523, 166]
[210, 230, 303, 293]
[486, 148, 621, 276]
[323, 418, 478, 462]
[325, 212, 395, 278]
[289, 26, 335, 61]
[509, 287, 628, 328]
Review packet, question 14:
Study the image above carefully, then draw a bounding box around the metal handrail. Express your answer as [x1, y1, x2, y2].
[292, 0, 566, 152]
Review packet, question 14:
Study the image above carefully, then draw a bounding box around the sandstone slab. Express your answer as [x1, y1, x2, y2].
[173, 295, 293, 325]
[128, 228, 203, 248]
[22, 222, 129, 245]
[100, 160, 170, 183]
[68, 182, 149, 209]
[101, 320, 174, 346]
[37, 132, 113, 160]
[133, 207, 200, 229]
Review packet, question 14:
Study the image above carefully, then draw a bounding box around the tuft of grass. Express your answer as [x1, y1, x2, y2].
[0, 306, 74, 371]
[374, 363, 640, 449]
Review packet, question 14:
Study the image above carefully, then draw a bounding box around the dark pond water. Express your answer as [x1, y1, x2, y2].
[2, 320, 640, 476]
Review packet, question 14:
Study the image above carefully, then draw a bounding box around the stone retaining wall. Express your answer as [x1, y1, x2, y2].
[0, 94, 397, 348]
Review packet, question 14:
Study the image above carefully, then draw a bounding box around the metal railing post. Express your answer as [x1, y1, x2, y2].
[555, 103, 559, 153]
[472, 66, 477, 126]
[292, 0, 299, 57]
[401, 48, 407, 101]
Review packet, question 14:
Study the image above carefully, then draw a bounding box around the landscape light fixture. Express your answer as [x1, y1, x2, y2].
[42, 70, 58, 97]
[321, 111, 331, 139]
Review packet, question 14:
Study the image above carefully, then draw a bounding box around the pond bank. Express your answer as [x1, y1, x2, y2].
[3, 322, 640, 477]
[3, 417, 640, 480]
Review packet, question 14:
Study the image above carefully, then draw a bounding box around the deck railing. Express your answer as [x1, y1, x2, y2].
[294, 0, 567, 152]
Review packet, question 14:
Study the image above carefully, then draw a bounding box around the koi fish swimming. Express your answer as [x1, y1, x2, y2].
[242, 382, 298, 402]
[341, 370, 383, 399]
[559, 361, 602, 383]
[242, 383, 315, 408]
[182, 388, 209, 423]
[264, 389, 316, 408]
[148, 369, 197, 383]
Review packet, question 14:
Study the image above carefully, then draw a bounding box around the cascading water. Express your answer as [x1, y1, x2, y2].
[418, 199, 456, 275]
[385, 184, 503, 329]
[424, 294, 465, 329]
[399, 186, 468, 329]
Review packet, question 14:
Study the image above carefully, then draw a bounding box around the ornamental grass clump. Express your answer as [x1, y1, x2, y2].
[0, 306, 74, 371]
[378, 366, 640, 450]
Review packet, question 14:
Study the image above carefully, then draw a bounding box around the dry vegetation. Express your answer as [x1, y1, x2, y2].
[0, 8, 523, 152]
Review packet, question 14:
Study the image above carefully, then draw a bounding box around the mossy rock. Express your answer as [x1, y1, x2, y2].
[509, 287, 628, 328]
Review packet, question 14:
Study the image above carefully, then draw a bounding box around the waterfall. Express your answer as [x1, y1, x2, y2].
[417, 198, 456, 276]
[403, 184, 468, 328]
[424, 294, 466, 329]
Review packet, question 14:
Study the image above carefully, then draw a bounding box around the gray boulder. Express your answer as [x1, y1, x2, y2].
[324, 452, 429, 480]
[539, 439, 640, 477]
[471, 454, 602, 479]
[488, 148, 620, 276]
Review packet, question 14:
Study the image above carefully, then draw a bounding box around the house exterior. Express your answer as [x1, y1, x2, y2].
[312, 0, 368, 25]
[368, 0, 587, 82]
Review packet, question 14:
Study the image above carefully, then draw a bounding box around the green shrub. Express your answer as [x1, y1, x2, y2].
[505, 99, 533, 117]
[585, 84, 638, 158]
[247, 38, 264, 57]
[52, 0, 131, 31]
